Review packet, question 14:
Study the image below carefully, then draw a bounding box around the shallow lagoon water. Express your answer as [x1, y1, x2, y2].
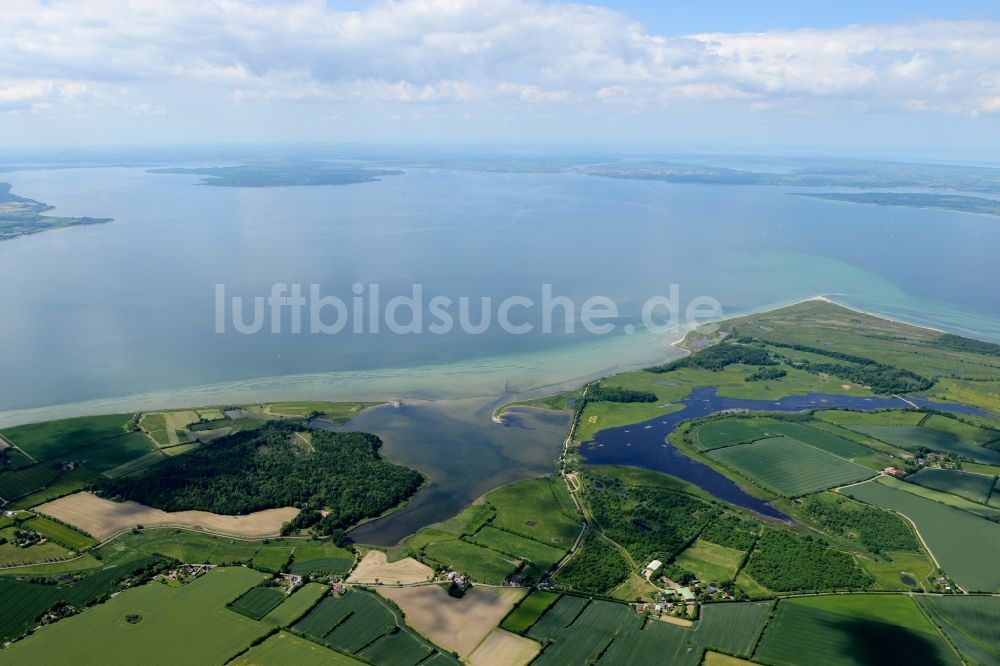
[316, 399, 570, 545]
[581, 387, 985, 519]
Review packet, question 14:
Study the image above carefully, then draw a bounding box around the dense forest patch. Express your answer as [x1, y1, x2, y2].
[94, 422, 422, 528]
[744, 530, 873, 592]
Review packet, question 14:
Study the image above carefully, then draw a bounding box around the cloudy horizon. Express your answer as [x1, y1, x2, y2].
[2, 0, 999, 156]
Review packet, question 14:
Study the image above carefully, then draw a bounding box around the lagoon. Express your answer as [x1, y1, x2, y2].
[580, 387, 986, 520]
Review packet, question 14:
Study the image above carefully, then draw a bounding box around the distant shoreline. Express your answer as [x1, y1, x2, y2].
[0, 295, 973, 430]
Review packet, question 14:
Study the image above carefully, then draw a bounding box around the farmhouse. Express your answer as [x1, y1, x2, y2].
[643, 559, 662, 577]
[884, 466, 907, 478]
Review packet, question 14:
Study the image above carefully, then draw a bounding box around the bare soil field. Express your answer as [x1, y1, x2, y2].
[346, 550, 434, 585]
[36, 491, 297, 540]
[468, 628, 541, 666]
[376, 584, 525, 657]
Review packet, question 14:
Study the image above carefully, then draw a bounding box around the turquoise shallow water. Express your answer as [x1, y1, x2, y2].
[1, 165, 999, 425]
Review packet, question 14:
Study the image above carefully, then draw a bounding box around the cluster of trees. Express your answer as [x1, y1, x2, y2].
[801, 361, 932, 394]
[280, 509, 351, 544]
[934, 333, 1000, 357]
[647, 342, 777, 373]
[745, 367, 787, 382]
[803, 496, 919, 553]
[586, 473, 717, 563]
[744, 530, 873, 592]
[659, 561, 696, 585]
[554, 532, 630, 594]
[588, 385, 658, 403]
[95, 422, 423, 530]
[742, 337, 934, 394]
[698, 514, 759, 551]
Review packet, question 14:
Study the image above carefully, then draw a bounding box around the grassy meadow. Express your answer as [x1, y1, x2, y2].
[0, 567, 271, 665]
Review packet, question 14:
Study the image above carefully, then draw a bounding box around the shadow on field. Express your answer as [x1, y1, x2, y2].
[832, 617, 949, 665]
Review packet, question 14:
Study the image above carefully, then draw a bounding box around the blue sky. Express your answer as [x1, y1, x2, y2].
[1, 0, 998, 156]
[595, 1, 1000, 34]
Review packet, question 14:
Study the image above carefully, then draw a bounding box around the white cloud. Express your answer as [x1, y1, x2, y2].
[0, 0, 997, 115]
[0, 79, 91, 111]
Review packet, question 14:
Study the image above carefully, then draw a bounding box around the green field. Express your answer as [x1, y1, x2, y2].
[0, 414, 136, 461]
[430, 500, 494, 537]
[0, 446, 34, 471]
[754, 595, 959, 666]
[24, 515, 96, 550]
[917, 595, 1000, 666]
[104, 529, 300, 572]
[139, 413, 170, 447]
[528, 594, 588, 634]
[229, 585, 286, 619]
[815, 410, 926, 427]
[693, 601, 775, 658]
[422, 539, 517, 584]
[846, 424, 1000, 464]
[486, 477, 581, 547]
[844, 479, 1000, 591]
[856, 550, 937, 591]
[674, 539, 745, 584]
[0, 463, 62, 499]
[262, 582, 329, 626]
[875, 475, 1000, 519]
[961, 461, 1000, 476]
[231, 631, 362, 665]
[292, 590, 456, 664]
[314, 595, 396, 652]
[357, 628, 434, 665]
[709, 436, 875, 497]
[0, 525, 74, 564]
[0, 416, 156, 474]
[531, 598, 693, 666]
[760, 421, 872, 459]
[404, 476, 577, 584]
[251, 545, 294, 572]
[0, 567, 271, 665]
[288, 542, 355, 576]
[908, 468, 996, 504]
[265, 401, 378, 423]
[499, 590, 561, 634]
[0, 551, 163, 642]
[529, 596, 771, 665]
[694, 419, 771, 450]
[923, 414, 999, 444]
[465, 525, 565, 571]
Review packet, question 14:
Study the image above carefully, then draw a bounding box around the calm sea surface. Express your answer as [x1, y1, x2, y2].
[3, 163, 1000, 541]
[2, 166, 999, 422]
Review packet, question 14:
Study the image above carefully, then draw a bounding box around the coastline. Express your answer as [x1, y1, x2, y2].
[0, 293, 972, 430]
